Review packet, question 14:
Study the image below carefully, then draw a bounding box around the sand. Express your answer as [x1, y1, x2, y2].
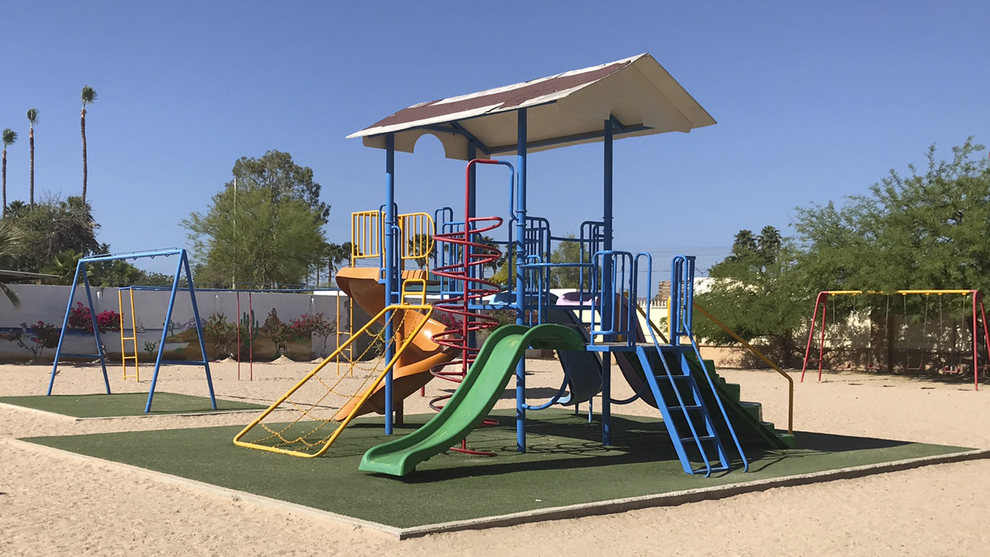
[2, 359, 989, 556]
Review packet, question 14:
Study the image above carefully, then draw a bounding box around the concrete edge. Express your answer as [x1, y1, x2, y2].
[10, 438, 989, 541]
[0, 401, 77, 420]
[72, 408, 265, 421]
[8, 439, 403, 539]
[0, 400, 265, 421]
[395, 448, 990, 539]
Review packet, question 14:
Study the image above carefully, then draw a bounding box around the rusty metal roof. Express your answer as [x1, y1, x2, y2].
[348, 53, 715, 159]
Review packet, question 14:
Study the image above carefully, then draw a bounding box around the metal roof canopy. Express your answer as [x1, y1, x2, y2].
[348, 53, 715, 158]
[0, 269, 58, 282]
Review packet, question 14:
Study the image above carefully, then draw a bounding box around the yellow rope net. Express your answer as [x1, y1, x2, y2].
[233, 304, 433, 458]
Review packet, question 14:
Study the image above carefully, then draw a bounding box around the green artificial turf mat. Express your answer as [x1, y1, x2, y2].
[23, 410, 973, 529]
[0, 392, 266, 418]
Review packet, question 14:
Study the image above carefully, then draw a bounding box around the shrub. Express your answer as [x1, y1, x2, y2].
[202, 313, 236, 358]
[67, 302, 121, 334]
[202, 313, 236, 340]
[285, 313, 336, 342]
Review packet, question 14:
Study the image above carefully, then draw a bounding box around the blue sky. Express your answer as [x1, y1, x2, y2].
[2, 1, 988, 281]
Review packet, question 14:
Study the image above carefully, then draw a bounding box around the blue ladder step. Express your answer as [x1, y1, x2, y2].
[683, 435, 717, 442]
[696, 464, 730, 474]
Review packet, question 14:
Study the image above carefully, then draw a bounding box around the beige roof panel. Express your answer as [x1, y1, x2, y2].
[348, 53, 715, 159]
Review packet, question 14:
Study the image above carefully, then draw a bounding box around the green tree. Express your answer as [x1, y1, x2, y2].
[548, 235, 591, 289]
[80, 86, 97, 203]
[184, 158, 328, 288]
[5, 200, 28, 218]
[694, 226, 808, 367]
[4, 195, 99, 273]
[41, 250, 83, 284]
[2, 128, 16, 218]
[133, 271, 179, 287]
[26, 108, 38, 207]
[88, 257, 145, 287]
[0, 219, 26, 307]
[322, 241, 351, 284]
[310, 241, 350, 286]
[793, 139, 990, 293]
[230, 150, 330, 223]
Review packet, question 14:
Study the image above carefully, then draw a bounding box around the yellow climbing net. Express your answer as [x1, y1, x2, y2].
[233, 304, 433, 458]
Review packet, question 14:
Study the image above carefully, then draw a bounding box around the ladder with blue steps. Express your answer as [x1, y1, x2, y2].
[585, 252, 793, 475]
[636, 342, 749, 477]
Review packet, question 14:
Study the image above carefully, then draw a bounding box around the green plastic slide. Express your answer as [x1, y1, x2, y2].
[359, 323, 585, 476]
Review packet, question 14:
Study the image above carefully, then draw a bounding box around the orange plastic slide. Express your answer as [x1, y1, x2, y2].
[333, 267, 457, 420]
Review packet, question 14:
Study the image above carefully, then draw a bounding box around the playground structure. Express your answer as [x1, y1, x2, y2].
[801, 289, 990, 390]
[46, 248, 217, 413]
[238, 53, 794, 477]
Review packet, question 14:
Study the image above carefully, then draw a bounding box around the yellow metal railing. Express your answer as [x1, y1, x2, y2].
[398, 212, 434, 272]
[350, 210, 436, 272]
[693, 302, 794, 435]
[351, 210, 383, 263]
[401, 278, 428, 305]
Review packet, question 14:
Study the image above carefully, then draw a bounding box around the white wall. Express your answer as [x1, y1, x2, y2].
[0, 285, 352, 363]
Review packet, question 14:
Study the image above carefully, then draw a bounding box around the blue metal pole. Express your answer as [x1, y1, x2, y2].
[47, 261, 84, 395]
[384, 133, 396, 435]
[183, 250, 217, 409]
[515, 108, 528, 453]
[146, 255, 184, 412]
[602, 118, 614, 446]
[468, 142, 477, 228]
[81, 266, 111, 393]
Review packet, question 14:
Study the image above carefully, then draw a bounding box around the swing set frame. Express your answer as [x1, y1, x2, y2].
[800, 289, 990, 390]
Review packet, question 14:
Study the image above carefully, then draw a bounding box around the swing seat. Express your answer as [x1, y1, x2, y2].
[939, 366, 964, 375]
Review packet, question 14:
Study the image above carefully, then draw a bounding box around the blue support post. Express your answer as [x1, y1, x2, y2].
[81, 266, 111, 391]
[384, 134, 396, 435]
[515, 109, 528, 452]
[47, 261, 103, 395]
[601, 118, 614, 445]
[183, 251, 217, 410]
[146, 255, 184, 412]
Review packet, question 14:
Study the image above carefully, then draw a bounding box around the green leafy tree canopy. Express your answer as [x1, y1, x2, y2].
[185, 152, 329, 288]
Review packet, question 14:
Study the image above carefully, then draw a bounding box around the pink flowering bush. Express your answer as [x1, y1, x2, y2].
[285, 313, 336, 342]
[271, 313, 337, 357]
[67, 302, 121, 334]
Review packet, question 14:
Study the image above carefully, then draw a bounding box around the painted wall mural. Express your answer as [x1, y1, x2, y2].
[0, 285, 354, 363]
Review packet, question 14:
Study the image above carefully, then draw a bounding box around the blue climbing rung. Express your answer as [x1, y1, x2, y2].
[636, 343, 748, 477]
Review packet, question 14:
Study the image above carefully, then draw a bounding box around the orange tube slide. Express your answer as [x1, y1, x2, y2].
[333, 267, 457, 420]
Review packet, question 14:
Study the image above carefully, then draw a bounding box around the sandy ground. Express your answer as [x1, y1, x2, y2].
[2, 358, 990, 557]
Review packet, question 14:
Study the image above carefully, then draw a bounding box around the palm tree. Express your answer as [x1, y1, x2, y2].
[0, 219, 25, 307]
[406, 233, 432, 269]
[26, 108, 38, 207]
[80, 86, 97, 203]
[2, 128, 16, 218]
[732, 229, 758, 256]
[325, 242, 351, 284]
[757, 225, 782, 266]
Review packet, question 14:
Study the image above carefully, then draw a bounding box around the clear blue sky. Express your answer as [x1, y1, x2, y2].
[2, 1, 988, 280]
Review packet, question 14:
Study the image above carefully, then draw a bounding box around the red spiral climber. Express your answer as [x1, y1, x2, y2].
[430, 160, 509, 454]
